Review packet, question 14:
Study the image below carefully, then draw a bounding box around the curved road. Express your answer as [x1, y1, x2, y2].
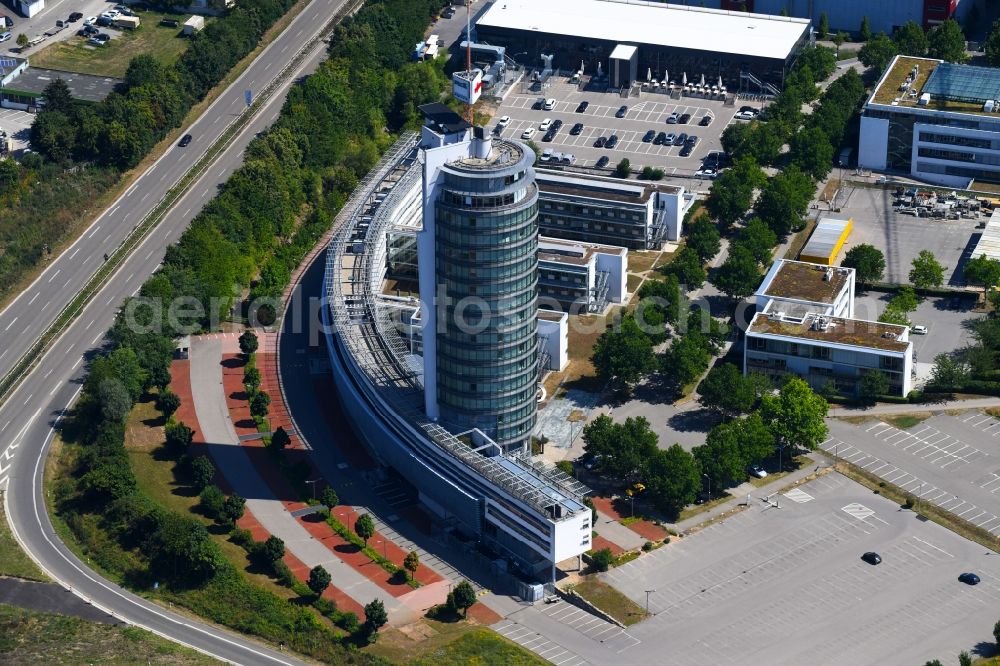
[0, 0, 351, 662]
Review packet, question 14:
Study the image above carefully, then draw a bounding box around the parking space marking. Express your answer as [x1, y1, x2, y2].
[866, 421, 986, 471]
[783, 488, 814, 503]
[535, 600, 640, 653]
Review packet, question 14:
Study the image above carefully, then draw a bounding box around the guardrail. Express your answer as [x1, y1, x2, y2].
[0, 0, 365, 410]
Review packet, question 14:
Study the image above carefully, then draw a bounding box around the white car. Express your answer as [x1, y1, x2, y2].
[734, 110, 757, 121]
[521, 127, 536, 140]
[543, 98, 556, 110]
[100, 10, 120, 19]
[83, 16, 97, 25]
[540, 148, 553, 162]
[539, 118, 552, 131]
[748, 464, 768, 479]
[911, 325, 928, 334]
[496, 115, 510, 129]
[695, 168, 718, 179]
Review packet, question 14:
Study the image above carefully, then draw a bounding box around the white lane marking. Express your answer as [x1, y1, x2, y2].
[28, 292, 38, 305]
[88, 224, 101, 238]
[4, 316, 17, 331]
[68, 247, 80, 260]
[47, 270, 60, 283]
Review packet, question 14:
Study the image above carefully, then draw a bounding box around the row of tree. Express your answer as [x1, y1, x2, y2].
[859, 19, 969, 74]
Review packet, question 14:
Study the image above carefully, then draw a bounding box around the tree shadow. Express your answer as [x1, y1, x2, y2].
[221, 356, 247, 369]
[229, 389, 249, 401]
[666, 408, 722, 434]
[334, 543, 361, 555]
[235, 417, 257, 430]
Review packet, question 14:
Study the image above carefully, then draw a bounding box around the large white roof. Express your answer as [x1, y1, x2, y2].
[476, 0, 810, 61]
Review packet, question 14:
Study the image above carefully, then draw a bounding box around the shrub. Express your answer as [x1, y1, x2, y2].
[230, 528, 253, 549]
[338, 611, 360, 633]
[591, 547, 614, 572]
[272, 558, 296, 588]
[199, 484, 225, 519]
[642, 541, 653, 552]
[156, 389, 181, 417]
[190, 456, 216, 491]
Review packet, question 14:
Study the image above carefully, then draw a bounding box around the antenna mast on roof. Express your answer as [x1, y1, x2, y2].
[452, 0, 481, 125]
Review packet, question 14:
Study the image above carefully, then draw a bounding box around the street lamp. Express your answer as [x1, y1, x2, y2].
[304, 478, 320, 500]
[702, 473, 711, 500]
[644, 589, 655, 615]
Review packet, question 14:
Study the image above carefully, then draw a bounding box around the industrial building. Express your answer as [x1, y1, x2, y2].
[799, 216, 853, 265]
[474, 0, 812, 90]
[714, 0, 972, 34]
[859, 55, 1000, 188]
[746, 259, 913, 396]
[968, 208, 1000, 262]
[323, 109, 593, 583]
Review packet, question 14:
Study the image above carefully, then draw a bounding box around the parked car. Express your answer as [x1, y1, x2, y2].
[694, 168, 718, 179]
[441, 6, 455, 18]
[83, 16, 98, 25]
[678, 113, 691, 124]
[699, 115, 712, 126]
[570, 122, 584, 135]
[861, 552, 882, 565]
[958, 572, 980, 585]
[595, 155, 609, 168]
[560, 153, 575, 164]
[679, 144, 693, 157]
[68, 12, 83, 21]
[605, 134, 619, 149]
[666, 111, 679, 124]
[673, 133, 687, 146]
[616, 105, 628, 118]
[542, 128, 557, 142]
[642, 129, 656, 142]
[593, 136, 606, 148]
[88, 36, 108, 46]
[97, 32, 112, 41]
[96, 16, 113, 26]
[1, 17, 12, 28]
[551, 119, 563, 130]
[540, 148, 554, 162]
[532, 98, 545, 110]
[911, 325, 928, 334]
[0, 31, 10, 42]
[663, 133, 676, 145]
[748, 464, 767, 478]
[495, 115, 510, 133]
[685, 134, 699, 146]
[539, 118, 552, 131]
[654, 131, 668, 145]
[178, 134, 193, 147]
[543, 98, 556, 110]
[521, 128, 536, 140]
[575, 100, 589, 113]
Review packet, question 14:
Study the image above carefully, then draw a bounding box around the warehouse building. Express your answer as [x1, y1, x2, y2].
[859, 55, 1000, 188]
[799, 216, 853, 265]
[474, 0, 812, 89]
[713, 0, 972, 34]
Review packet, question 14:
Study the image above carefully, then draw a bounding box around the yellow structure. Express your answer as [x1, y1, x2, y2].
[799, 216, 853, 265]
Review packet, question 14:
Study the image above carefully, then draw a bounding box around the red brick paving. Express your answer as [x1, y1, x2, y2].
[169, 360, 203, 445]
[466, 602, 503, 625]
[627, 520, 668, 542]
[591, 495, 626, 522]
[589, 534, 625, 556]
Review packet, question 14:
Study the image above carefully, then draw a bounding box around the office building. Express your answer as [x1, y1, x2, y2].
[755, 259, 855, 319]
[716, 0, 971, 34]
[537, 237, 627, 314]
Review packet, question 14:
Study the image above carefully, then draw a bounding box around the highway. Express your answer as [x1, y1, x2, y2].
[0, 0, 351, 662]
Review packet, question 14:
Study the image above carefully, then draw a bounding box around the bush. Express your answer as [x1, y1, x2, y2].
[642, 541, 653, 552]
[230, 528, 253, 548]
[199, 484, 225, 519]
[338, 611, 360, 634]
[591, 547, 614, 572]
[272, 558, 296, 588]
[190, 456, 216, 491]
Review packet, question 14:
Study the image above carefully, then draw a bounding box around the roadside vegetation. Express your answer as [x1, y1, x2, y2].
[0, 501, 47, 581]
[569, 578, 647, 626]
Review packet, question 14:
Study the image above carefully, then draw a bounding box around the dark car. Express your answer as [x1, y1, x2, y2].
[678, 113, 691, 124]
[178, 134, 193, 147]
[674, 133, 687, 146]
[595, 155, 610, 168]
[685, 134, 699, 146]
[606, 134, 619, 149]
[576, 100, 589, 113]
[441, 6, 455, 18]
[551, 119, 563, 130]
[679, 144, 693, 157]
[97, 32, 112, 41]
[654, 131, 668, 145]
[958, 572, 981, 585]
[642, 129, 656, 143]
[570, 122, 584, 135]
[699, 115, 712, 126]
[96, 16, 113, 26]
[615, 105, 628, 118]
[542, 129, 557, 142]
[69, 11, 83, 21]
[594, 136, 607, 148]
[861, 552, 882, 565]
[532, 98, 544, 110]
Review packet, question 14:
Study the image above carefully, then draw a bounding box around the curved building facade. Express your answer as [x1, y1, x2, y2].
[432, 142, 539, 446]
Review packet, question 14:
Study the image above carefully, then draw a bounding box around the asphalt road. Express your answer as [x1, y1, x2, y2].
[0, 0, 351, 662]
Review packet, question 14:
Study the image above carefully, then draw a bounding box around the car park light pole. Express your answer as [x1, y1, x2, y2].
[703, 473, 711, 500]
[645, 589, 655, 616]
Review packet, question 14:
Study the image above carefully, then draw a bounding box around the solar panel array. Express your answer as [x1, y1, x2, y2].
[923, 62, 1000, 104]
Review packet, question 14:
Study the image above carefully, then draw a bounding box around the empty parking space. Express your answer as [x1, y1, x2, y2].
[536, 600, 641, 653]
[493, 619, 592, 666]
[863, 421, 988, 470]
[595, 473, 999, 665]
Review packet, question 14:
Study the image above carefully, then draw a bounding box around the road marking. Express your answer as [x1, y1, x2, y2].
[4, 316, 16, 331]
[912, 537, 954, 557]
[783, 488, 813, 503]
[47, 270, 60, 283]
[109, 205, 120, 216]
[27, 292, 38, 305]
[841, 503, 875, 520]
[71, 357, 82, 370]
[88, 224, 101, 238]
[68, 247, 80, 260]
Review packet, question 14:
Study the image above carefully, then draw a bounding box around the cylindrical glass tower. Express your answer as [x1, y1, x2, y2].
[433, 138, 538, 449]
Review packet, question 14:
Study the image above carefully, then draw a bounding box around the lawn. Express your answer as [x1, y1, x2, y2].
[0, 604, 220, 665]
[370, 624, 546, 666]
[571, 578, 647, 626]
[884, 412, 931, 430]
[748, 454, 812, 488]
[627, 250, 661, 274]
[541, 308, 618, 399]
[28, 13, 201, 79]
[0, 500, 47, 581]
[677, 492, 732, 522]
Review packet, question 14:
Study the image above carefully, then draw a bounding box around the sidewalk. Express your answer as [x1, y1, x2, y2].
[828, 397, 1000, 417]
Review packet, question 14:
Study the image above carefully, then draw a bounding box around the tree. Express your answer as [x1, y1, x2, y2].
[721, 120, 785, 166]
[16, 33, 27, 48]
[712, 245, 761, 301]
[662, 334, 711, 387]
[909, 250, 945, 289]
[859, 16, 872, 42]
[98, 379, 133, 424]
[220, 492, 246, 526]
[889, 285, 920, 312]
[994, 618, 1000, 645]
[760, 377, 829, 450]
[190, 455, 216, 491]
[591, 548, 614, 572]
[698, 363, 770, 415]
[963, 255, 1000, 289]
[403, 551, 419, 580]
[270, 426, 290, 451]
[260, 535, 285, 563]
[249, 390, 271, 419]
[930, 353, 970, 388]
[832, 32, 849, 57]
[859, 33, 898, 73]
[878, 307, 911, 328]
[243, 366, 261, 393]
[452, 580, 477, 617]
[239, 330, 259, 356]
[664, 247, 707, 290]
[307, 565, 331, 596]
[615, 158, 631, 178]
[817, 12, 829, 38]
[893, 21, 929, 57]
[582, 415, 659, 485]
[320, 486, 339, 510]
[736, 219, 777, 265]
[199, 484, 225, 519]
[986, 19, 1000, 67]
[156, 389, 181, 418]
[645, 444, 701, 517]
[165, 421, 194, 455]
[705, 156, 765, 230]
[959, 651, 972, 666]
[754, 166, 815, 237]
[685, 216, 721, 263]
[858, 371, 889, 403]
[591, 315, 658, 393]
[927, 19, 968, 63]
[355, 513, 375, 546]
[842, 244, 885, 285]
[363, 599, 389, 638]
[790, 127, 834, 180]
[694, 429, 747, 489]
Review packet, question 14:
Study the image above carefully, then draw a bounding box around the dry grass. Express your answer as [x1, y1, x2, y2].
[627, 251, 660, 274]
[884, 412, 932, 430]
[370, 623, 546, 666]
[819, 178, 841, 202]
[626, 273, 643, 294]
[677, 492, 732, 522]
[784, 217, 818, 260]
[541, 309, 618, 399]
[571, 578, 647, 626]
[835, 415, 877, 425]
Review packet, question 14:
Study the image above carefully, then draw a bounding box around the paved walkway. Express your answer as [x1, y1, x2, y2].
[0, 578, 117, 624]
[829, 397, 1000, 417]
[189, 337, 412, 624]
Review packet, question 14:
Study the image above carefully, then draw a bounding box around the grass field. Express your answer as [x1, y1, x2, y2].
[369, 621, 546, 666]
[571, 578, 647, 627]
[884, 413, 931, 430]
[0, 501, 47, 581]
[0, 603, 219, 665]
[28, 13, 201, 79]
[677, 492, 732, 522]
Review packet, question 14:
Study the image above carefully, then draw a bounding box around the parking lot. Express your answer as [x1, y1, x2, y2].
[493, 77, 740, 171]
[825, 413, 1000, 538]
[834, 185, 983, 285]
[599, 472, 1000, 665]
[0, 107, 34, 152]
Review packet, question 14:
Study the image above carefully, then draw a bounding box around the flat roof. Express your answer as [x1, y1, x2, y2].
[538, 236, 626, 266]
[536, 169, 663, 204]
[6, 67, 121, 103]
[800, 217, 851, 262]
[749, 313, 910, 353]
[867, 55, 1000, 118]
[609, 44, 637, 61]
[759, 260, 852, 304]
[476, 0, 810, 61]
[970, 209, 1000, 262]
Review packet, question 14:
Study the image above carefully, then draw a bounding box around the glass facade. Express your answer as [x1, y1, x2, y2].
[434, 142, 540, 448]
